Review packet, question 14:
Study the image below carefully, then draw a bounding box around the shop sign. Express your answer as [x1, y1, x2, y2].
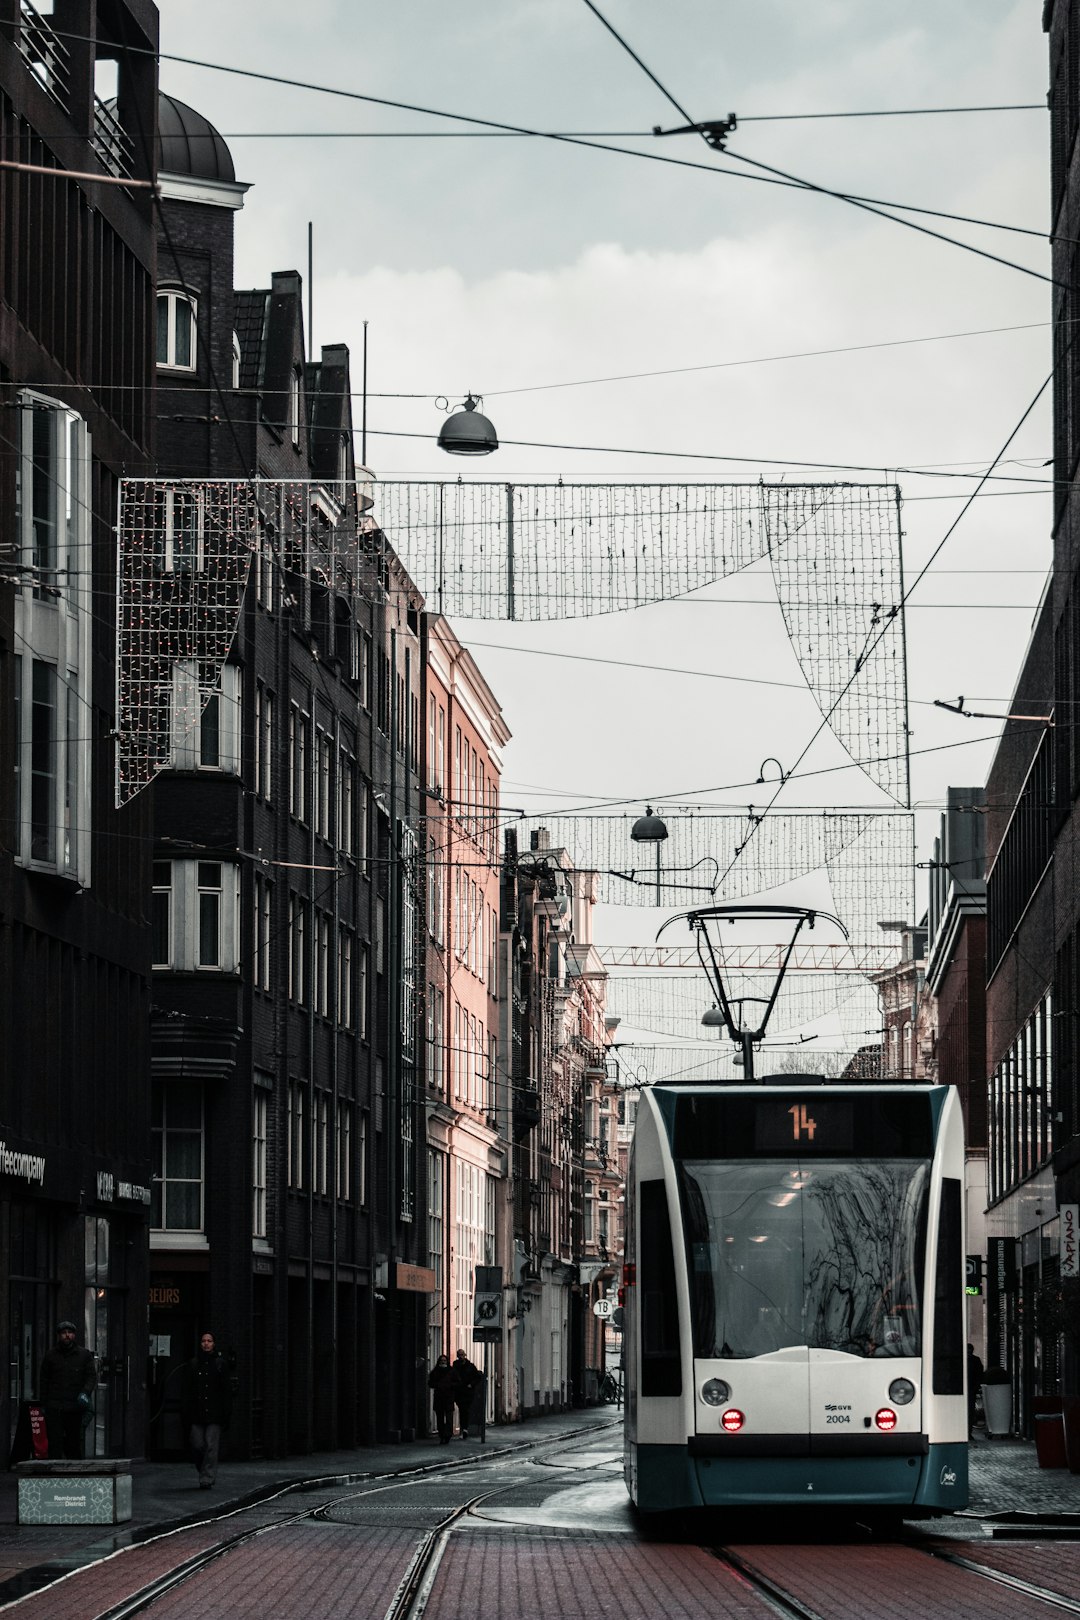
[149, 1285, 182, 1309]
[97, 1171, 114, 1202]
[1061, 1205, 1080, 1278]
[118, 1181, 152, 1205]
[0, 1141, 46, 1187]
[395, 1263, 436, 1294]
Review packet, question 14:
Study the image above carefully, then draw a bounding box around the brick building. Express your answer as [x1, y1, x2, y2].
[0, 0, 159, 1461]
[420, 615, 511, 1409]
[144, 96, 429, 1457]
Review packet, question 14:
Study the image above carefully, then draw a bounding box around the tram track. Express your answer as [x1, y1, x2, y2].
[13, 1418, 618, 1620]
[709, 1529, 1080, 1620]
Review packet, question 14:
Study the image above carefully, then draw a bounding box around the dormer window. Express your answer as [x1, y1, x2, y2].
[157, 289, 197, 370]
[231, 331, 241, 389]
[289, 367, 301, 447]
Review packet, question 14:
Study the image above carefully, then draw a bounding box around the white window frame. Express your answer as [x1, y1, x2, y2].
[152, 859, 241, 972]
[151, 1082, 204, 1234]
[252, 1089, 268, 1239]
[13, 396, 92, 883]
[170, 660, 241, 773]
[336, 1099, 352, 1202]
[162, 485, 206, 573]
[157, 288, 197, 370]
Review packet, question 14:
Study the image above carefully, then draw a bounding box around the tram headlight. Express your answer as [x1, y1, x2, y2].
[875, 1407, 898, 1431]
[888, 1378, 916, 1406]
[701, 1378, 731, 1407]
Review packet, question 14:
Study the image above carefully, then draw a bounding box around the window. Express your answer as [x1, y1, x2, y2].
[336, 1100, 353, 1201]
[12, 397, 91, 882]
[253, 872, 272, 992]
[427, 984, 445, 1091]
[252, 1089, 268, 1239]
[288, 893, 308, 1003]
[254, 682, 275, 801]
[231, 331, 241, 389]
[315, 911, 331, 1016]
[288, 1080, 306, 1189]
[357, 1111, 368, 1207]
[162, 486, 204, 572]
[289, 702, 310, 822]
[151, 1082, 204, 1231]
[157, 289, 197, 369]
[289, 366, 301, 447]
[171, 661, 241, 772]
[358, 943, 369, 1040]
[338, 750, 354, 855]
[315, 728, 333, 841]
[338, 926, 354, 1028]
[152, 860, 241, 972]
[152, 862, 172, 968]
[360, 633, 372, 711]
[314, 1091, 329, 1195]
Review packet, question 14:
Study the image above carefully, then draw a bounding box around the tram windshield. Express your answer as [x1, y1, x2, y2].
[677, 1156, 930, 1359]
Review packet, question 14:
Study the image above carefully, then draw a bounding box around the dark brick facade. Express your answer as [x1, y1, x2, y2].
[147, 126, 428, 1457]
[0, 0, 158, 1461]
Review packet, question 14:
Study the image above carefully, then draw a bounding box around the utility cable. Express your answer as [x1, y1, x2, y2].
[577, 0, 1056, 286]
[34, 29, 1057, 258]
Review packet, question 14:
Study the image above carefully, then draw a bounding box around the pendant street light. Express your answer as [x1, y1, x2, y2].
[630, 806, 669, 905]
[437, 393, 499, 456]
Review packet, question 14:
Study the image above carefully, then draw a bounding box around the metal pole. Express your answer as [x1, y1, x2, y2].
[361, 321, 368, 467]
[506, 484, 515, 621]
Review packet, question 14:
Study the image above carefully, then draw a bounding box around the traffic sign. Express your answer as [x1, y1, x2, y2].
[593, 1298, 613, 1318]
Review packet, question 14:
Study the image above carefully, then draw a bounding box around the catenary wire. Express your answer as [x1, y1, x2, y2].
[576, 0, 1057, 285]
[37, 28, 1060, 270]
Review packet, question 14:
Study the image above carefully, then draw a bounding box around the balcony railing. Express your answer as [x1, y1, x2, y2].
[16, 1, 71, 115]
[92, 94, 134, 180]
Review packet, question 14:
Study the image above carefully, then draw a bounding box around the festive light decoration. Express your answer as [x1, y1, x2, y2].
[377, 479, 908, 802]
[515, 810, 914, 948]
[115, 477, 377, 804]
[606, 972, 878, 1046]
[117, 479, 907, 811]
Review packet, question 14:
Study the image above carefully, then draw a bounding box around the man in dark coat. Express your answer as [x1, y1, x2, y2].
[427, 1354, 460, 1443]
[38, 1321, 96, 1459]
[453, 1348, 481, 1439]
[179, 1331, 234, 1488]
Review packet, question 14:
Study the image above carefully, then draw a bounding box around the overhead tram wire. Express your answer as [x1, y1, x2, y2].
[577, 0, 1057, 286]
[37, 29, 1059, 276]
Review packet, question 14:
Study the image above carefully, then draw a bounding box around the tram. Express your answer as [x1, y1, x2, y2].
[623, 1079, 968, 1516]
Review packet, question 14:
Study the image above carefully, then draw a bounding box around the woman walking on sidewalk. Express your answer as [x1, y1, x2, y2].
[428, 1354, 460, 1444]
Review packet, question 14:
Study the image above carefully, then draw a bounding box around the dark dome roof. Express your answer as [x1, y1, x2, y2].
[156, 93, 235, 183]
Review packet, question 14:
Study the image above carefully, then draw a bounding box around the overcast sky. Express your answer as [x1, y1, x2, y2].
[160, 2, 1050, 1055]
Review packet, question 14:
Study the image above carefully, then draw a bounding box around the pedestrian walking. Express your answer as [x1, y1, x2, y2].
[453, 1348, 481, 1439]
[179, 1331, 234, 1488]
[38, 1321, 96, 1460]
[428, 1354, 460, 1444]
[967, 1343, 984, 1435]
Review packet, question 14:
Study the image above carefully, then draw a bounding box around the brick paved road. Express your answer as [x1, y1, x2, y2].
[6, 1424, 1080, 1620]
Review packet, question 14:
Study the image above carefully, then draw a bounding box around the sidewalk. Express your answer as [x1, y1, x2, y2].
[0, 1416, 1078, 1608]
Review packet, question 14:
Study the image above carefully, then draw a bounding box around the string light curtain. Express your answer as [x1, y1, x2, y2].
[115, 477, 377, 804]
[116, 478, 905, 805]
[377, 480, 908, 802]
[513, 810, 914, 947]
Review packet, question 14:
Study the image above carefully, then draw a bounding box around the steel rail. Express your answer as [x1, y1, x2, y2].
[708, 1545, 829, 1620]
[921, 1544, 1080, 1615]
[75, 1418, 619, 1620]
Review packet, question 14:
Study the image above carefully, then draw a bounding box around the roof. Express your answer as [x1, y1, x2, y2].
[156, 93, 235, 182]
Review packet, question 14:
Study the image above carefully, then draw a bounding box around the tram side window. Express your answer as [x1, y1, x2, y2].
[640, 1179, 682, 1397]
[932, 1177, 963, 1394]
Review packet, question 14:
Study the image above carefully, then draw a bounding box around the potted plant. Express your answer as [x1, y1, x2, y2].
[981, 1366, 1012, 1436]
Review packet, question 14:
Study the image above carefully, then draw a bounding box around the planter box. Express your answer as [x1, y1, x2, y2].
[981, 1383, 1012, 1436]
[16, 1459, 132, 1524]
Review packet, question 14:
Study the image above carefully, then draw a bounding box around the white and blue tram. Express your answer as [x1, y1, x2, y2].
[624, 1080, 968, 1515]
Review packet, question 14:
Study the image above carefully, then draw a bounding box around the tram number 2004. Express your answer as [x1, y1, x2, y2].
[824, 1407, 851, 1424]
